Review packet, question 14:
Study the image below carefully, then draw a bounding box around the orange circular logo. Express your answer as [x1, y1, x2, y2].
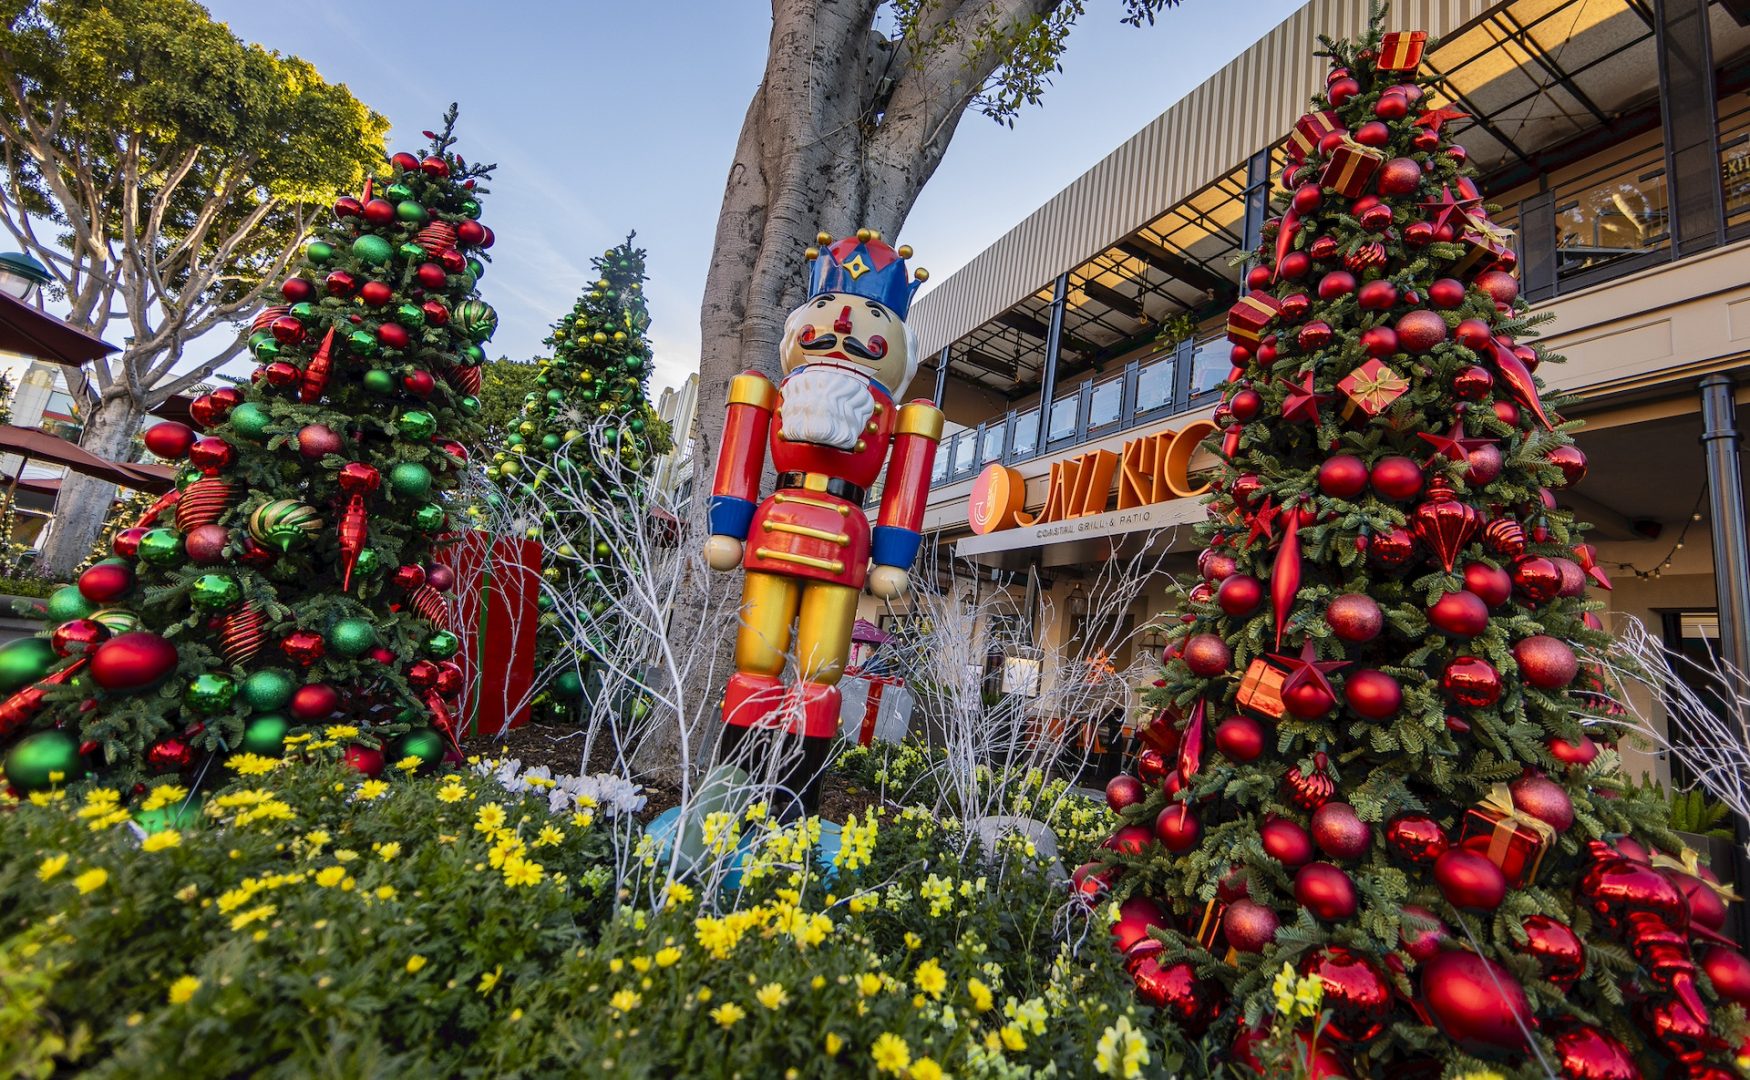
[969, 464, 1024, 534]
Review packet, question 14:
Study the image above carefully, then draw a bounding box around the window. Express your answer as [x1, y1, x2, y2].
[1135, 356, 1175, 413]
[980, 421, 1006, 464]
[931, 443, 950, 483]
[1720, 91, 1750, 235]
[1659, 611, 1726, 790]
[1552, 144, 1670, 280]
[1010, 408, 1039, 459]
[1088, 377, 1122, 429]
[1048, 393, 1078, 443]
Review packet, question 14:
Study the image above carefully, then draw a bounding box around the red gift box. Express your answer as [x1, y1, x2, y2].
[1337, 358, 1409, 417]
[450, 530, 543, 736]
[1451, 218, 1517, 277]
[1285, 110, 1344, 163]
[1320, 140, 1385, 198]
[1379, 31, 1428, 72]
[1458, 783, 1555, 887]
[1235, 657, 1287, 720]
[1226, 293, 1282, 347]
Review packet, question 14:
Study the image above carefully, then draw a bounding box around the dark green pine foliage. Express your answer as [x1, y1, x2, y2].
[1102, 11, 1748, 1076]
[4, 108, 497, 790]
[492, 236, 669, 712]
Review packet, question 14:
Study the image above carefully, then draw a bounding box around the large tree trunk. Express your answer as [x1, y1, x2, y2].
[38, 389, 147, 578]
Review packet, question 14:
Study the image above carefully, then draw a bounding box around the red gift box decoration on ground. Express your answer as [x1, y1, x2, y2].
[1227, 292, 1282, 346]
[450, 530, 543, 737]
[1458, 783, 1555, 887]
[1320, 139, 1385, 198]
[1379, 30, 1428, 72]
[1285, 110, 1344, 162]
[1236, 657, 1288, 720]
[1338, 358, 1409, 417]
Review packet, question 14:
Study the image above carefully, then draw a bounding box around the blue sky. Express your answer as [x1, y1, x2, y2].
[202, 0, 1309, 396]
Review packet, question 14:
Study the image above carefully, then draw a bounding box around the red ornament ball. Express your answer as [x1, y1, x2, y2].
[1217, 574, 1263, 616]
[1453, 318, 1493, 353]
[1318, 455, 1370, 499]
[1262, 816, 1314, 866]
[51, 618, 110, 658]
[1377, 156, 1421, 196]
[420, 155, 449, 177]
[143, 422, 196, 460]
[1278, 292, 1310, 320]
[403, 370, 436, 399]
[359, 280, 394, 306]
[1429, 590, 1490, 637]
[1105, 824, 1153, 857]
[280, 630, 326, 666]
[1358, 203, 1394, 232]
[1453, 365, 1493, 400]
[1493, 399, 1522, 427]
[1367, 526, 1416, 570]
[1214, 715, 1265, 762]
[1369, 455, 1424, 500]
[113, 526, 147, 558]
[1283, 677, 1336, 719]
[1298, 320, 1333, 351]
[1384, 814, 1448, 864]
[188, 437, 235, 474]
[1550, 1024, 1640, 1080]
[1359, 326, 1399, 358]
[1442, 656, 1502, 707]
[1399, 905, 1447, 961]
[389, 152, 420, 171]
[1344, 669, 1401, 719]
[1222, 899, 1280, 953]
[1229, 388, 1262, 422]
[89, 631, 179, 691]
[1701, 947, 1750, 1007]
[1294, 862, 1358, 920]
[1325, 593, 1383, 643]
[1463, 562, 1513, 607]
[1669, 869, 1729, 933]
[1199, 547, 1238, 581]
[343, 744, 385, 778]
[1354, 120, 1390, 146]
[1509, 773, 1575, 831]
[1434, 846, 1507, 911]
[1465, 442, 1503, 486]
[1309, 235, 1340, 261]
[1548, 734, 1598, 766]
[324, 269, 358, 297]
[1404, 220, 1435, 246]
[1547, 444, 1588, 486]
[1514, 635, 1578, 690]
[296, 424, 342, 461]
[1127, 953, 1223, 1035]
[1512, 557, 1563, 604]
[1395, 309, 1449, 354]
[1111, 895, 1167, 954]
[262, 361, 300, 387]
[1475, 269, 1520, 305]
[1105, 774, 1146, 812]
[1327, 75, 1360, 106]
[1374, 91, 1409, 120]
[1521, 914, 1585, 991]
[1428, 277, 1467, 309]
[1311, 801, 1372, 860]
[1279, 250, 1312, 280]
[289, 683, 341, 721]
[416, 262, 449, 290]
[1418, 950, 1534, 1053]
[1317, 270, 1355, 299]
[361, 198, 395, 225]
[376, 322, 410, 350]
[1246, 265, 1272, 291]
[184, 524, 229, 565]
[1302, 947, 1390, 1042]
[79, 561, 135, 604]
[1182, 633, 1231, 678]
[1154, 804, 1201, 852]
[456, 219, 487, 247]
[1356, 279, 1398, 311]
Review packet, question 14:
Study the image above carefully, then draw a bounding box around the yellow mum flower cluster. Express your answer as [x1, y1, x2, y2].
[76, 787, 132, 831]
[217, 869, 310, 915]
[207, 788, 295, 828]
[226, 753, 281, 777]
[1273, 961, 1324, 1020]
[1094, 1014, 1150, 1078]
[833, 809, 879, 871]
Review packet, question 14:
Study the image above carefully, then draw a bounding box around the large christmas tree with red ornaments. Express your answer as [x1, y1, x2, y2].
[1090, 13, 1750, 1078]
[0, 107, 496, 794]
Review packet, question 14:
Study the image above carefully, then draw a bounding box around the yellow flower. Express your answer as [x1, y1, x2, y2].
[911, 1058, 944, 1080]
[904, 931, 922, 951]
[303, 829, 331, 851]
[870, 1032, 911, 1075]
[609, 989, 641, 1013]
[228, 753, 280, 776]
[475, 804, 507, 833]
[324, 724, 360, 739]
[374, 885, 396, 901]
[73, 868, 108, 894]
[315, 866, 346, 888]
[666, 881, 694, 908]
[395, 755, 423, 773]
[502, 856, 544, 888]
[358, 779, 389, 800]
[477, 966, 503, 995]
[709, 1002, 746, 1029]
[825, 1031, 844, 1056]
[654, 946, 682, 968]
[968, 977, 994, 1012]
[1094, 1014, 1150, 1079]
[229, 904, 275, 931]
[406, 955, 428, 974]
[913, 958, 947, 999]
[534, 824, 565, 848]
[755, 982, 789, 1010]
[37, 854, 68, 881]
[167, 976, 200, 1005]
[142, 830, 182, 852]
[857, 973, 882, 998]
[376, 842, 401, 861]
[1000, 1025, 1027, 1052]
[138, 785, 185, 811]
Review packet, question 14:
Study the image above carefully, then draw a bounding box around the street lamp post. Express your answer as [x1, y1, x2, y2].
[0, 252, 51, 304]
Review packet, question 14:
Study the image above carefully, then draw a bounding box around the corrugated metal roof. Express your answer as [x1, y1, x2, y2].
[908, 0, 1499, 357]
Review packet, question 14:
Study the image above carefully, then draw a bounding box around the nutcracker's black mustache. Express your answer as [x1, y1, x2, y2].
[800, 333, 887, 360]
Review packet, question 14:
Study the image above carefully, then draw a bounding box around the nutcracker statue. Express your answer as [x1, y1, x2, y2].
[706, 228, 942, 815]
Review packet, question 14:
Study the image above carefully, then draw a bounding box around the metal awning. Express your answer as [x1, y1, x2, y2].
[0, 291, 116, 366]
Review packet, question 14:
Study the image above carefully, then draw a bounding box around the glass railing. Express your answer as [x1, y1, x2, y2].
[1721, 91, 1750, 236]
[1550, 143, 1670, 281]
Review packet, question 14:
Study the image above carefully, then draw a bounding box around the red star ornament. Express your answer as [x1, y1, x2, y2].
[1266, 639, 1350, 708]
[1414, 105, 1470, 133]
[1280, 371, 1329, 424]
[1419, 184, 1485, 234]
[1246, 497, 1280, 546]
[1417, 420, 1494, 466]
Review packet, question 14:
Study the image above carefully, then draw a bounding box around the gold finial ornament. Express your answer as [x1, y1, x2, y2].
[897, 245, 913, 258]
[816, 231, 833, 245]
[914, 268, 929, 282]
[856, 228, 874, 242]
[805, 247, 820, 260]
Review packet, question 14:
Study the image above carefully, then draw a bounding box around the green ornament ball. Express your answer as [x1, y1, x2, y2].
[540, 434, 560, 451]
[546, 389, 563, 404]
[423, 629, 460, 660]
[252, 339, 281, 361]
[396, 302, 426, 328]
[460, 395, 481, 415]
[241, 669, 296, 712]
[238, 714, 291, 756]
[395, 200, 427, 223]
[348, 330, 380, 357]
[388, 462, 433, 500]
[47, 585, 96, 623]
[3, 729, 84, 792]
[362, 369, 395, 394]
[230, 402, 272, 441]
[413, 504, 446, 532]
[188, 574, 242, 612]
[536, 593, 554, 612]
[328, 617, 376, 658]
[289, 301, 317, 320]
[351, 234, 394, 266]
[134, 796, 202, 834]
[354, 548, 381, 578]
[305, 240, 335, 264]
[388, 727, 446, 771]
[385, 183, 413, 200]
[460, 198, 481, 218]
[467, 258, 485, 280]
[137, 528, 185, 567]
[398, 410, 437, 440]
[91, 608, 141, 635]
[184, 672, 237, 714]
[553, 669, 584, 699]
[0, 637, 57, 693]
[463, 343, 486, 364]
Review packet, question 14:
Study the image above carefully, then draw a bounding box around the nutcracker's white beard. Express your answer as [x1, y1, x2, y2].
[780, 364, 875, 451]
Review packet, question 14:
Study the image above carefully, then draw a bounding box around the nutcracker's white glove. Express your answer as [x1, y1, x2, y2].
[868, 565, 910, 599]
[704, 535, 744, 571]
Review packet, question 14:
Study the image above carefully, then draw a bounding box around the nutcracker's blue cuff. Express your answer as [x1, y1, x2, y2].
[709, 495, 755, 540]
[871, 525, 921, 570]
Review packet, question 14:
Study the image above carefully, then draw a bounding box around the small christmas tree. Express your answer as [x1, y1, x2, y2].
[1093, 10, 1750, 1076]
[0, 106, 497, 792]
[492, 236, 667, 714]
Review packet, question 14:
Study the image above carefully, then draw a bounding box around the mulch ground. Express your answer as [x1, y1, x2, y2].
[462, 721, 883, 825]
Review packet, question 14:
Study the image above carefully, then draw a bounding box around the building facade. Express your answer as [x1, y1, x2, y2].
[860, 0, 1750, 784]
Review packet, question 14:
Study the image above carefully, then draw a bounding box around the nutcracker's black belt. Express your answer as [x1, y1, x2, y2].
[776, 472, 866, 507]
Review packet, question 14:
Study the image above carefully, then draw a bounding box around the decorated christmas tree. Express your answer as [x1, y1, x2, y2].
[0, 107, 497, 793]
[1091, 11, 1750, 1077]
[491, 236, 667, 712]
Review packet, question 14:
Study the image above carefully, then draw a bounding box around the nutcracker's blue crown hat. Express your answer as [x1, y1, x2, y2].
[804, 229, 927, 320]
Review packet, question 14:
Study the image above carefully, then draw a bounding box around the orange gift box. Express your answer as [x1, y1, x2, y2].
[1338, 358, 1409, 417]
[1320, 140, 1385, 198]
[1379, 31, 1428, 72]
[1235, 657, 1287, 720]
[1457, 783, 1554, 887]
[1285, 110, 1344, 163]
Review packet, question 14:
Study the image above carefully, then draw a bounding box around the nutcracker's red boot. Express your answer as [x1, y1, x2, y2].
[767, 681, 839, 820]
[717, 672, 785, 772]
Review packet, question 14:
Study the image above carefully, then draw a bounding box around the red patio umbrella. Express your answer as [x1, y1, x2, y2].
[0, 290, 116, 368]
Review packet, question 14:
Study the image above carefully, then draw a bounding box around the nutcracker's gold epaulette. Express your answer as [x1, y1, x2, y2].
[728, 371, 777, 411]
[896, 399, 944, 442]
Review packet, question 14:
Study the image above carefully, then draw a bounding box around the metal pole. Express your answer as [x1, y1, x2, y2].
[1036, 272, 1069, 452]
[932, 346, 949, 408]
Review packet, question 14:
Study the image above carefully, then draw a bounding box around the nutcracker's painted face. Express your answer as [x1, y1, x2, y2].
[780, 292, 918, 396]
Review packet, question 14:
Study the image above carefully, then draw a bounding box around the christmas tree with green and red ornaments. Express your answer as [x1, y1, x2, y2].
[1087, 12, 1750, 1078]
[491, 236, 668, 714]
[0, 107, 497, 795]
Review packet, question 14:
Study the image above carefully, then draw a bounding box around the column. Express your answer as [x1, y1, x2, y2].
[1701, 374, 1750, 688]
[932, 346, 949, 407]
[1035, 272, 1069, 452]
[1657, 0, 1725, 257]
